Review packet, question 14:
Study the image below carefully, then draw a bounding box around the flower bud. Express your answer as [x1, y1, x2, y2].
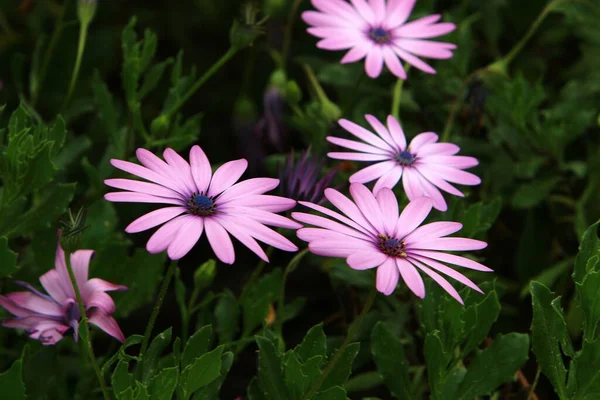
[229, 3, 266, 50]
[77, 0, 98, 27]
[194, 260, 216, 292]
[60, 208, 89, 253]
[150, 115, 171, 136]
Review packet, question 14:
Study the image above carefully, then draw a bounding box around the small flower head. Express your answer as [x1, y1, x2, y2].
[60, 208, 89, 253]
[278, 149, 337, 204]
[302, 0, 456, 79]
[230, 2, 268, 49]
[293, 184, 492, 302]
[77, 0, 98, 27]
[0, 232, 126, 345]
[104, 146, 301, 263]
[327, 114, 481, 211]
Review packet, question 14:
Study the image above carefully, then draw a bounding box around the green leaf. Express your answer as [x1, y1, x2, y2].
[242, 269, 282, 335]
[215, 290, 239, 344]
[295, 323, 327, 363]
[248, 377, 268, 400]
[573, 222, 600, 284]
[148, 366, 178, 400]
[457, 333, 530, 399]
[0, 355, 26, 400]
[91, 71, 122, 154]
[0, 237, 18, 278]
[461, 287, 501, 356]
[371, 322, 412, 399]
[425, 331, 452, 400]
[321, 342, 360, 390]
[192, 351, 234, 399]
[139, 59, 173, 100]
[256, 335, 289, 400]
[520, 257, 575, 298]
[142, 328, 172, 383]
[314, 386, 347, 400]
[112, 360, 133, 399]
[530, 282, 574, 399]
[512, 176, 561, 209]
[182, 325, 213, 369]
[181, 345, 223, 399]
[569, 339, 600, 400]
[577, 269, 600, 342]
[283, 354, 323, 400]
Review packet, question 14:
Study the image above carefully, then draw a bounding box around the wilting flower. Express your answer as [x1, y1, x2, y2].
[279, 149, 337, 204]
[327, 115, 480, 211]
[302, 0, 456, 79]
[105, 146, 300, 263]
[293, 184, 491, 302]
[256, 87, 287, 152]
[0, 233, 126, 345]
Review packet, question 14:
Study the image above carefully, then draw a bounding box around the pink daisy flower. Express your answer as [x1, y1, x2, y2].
[302, 0, 456, 79]
[293, 184, 491, 302]
[104, 146, 301, 263]
[328, 114, 481, 211]
[0, 232, 126, 345]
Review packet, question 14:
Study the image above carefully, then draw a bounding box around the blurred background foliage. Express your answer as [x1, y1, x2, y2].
[0, 0, 599, 398]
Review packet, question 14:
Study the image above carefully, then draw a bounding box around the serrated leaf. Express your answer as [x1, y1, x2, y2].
[112, 360, 133, 399]
[512, 176, 560, 209]
[148, 366, 178, 400]
[215, 290, 239, 344]
[182, 325, 213, 369]
[256, 335, 289, 400]
[577, 269, 600, 342]
[321, 342, 360, 390]
[461, 288, 501, 356]
[242, 270, 282, 335]
[295, 323, 327, 363]
[142, 328, 172, 383]
[181, 345, 223, 399]
[91, 71, 121, 152]
[0, 356, 26, 400]
[425, 331, 452, 400]
[283, 354, 323, 400]
[573, 222, 600, 284]
[569, 339, 600, 399]
[248, 377, 267, 400]
[0, 237, 18, 278]
[371, 322, 412, 399]
[457, 333, 529, 399]
[192, 351, 234, 399]
[314, 386, 347, 400]
[139, 59, 172, 100]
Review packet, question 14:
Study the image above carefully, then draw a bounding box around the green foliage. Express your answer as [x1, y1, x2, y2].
[0, 350, 26, 400]
[0, 236, 18, 278]
[371, 322, 412, 399]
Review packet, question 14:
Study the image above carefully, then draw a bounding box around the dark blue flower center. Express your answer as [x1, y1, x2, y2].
[188, 193, 217, 216]
[369, 27, 391, 44]
[395, 151, 415, 166]
[377, 234, 407, 258]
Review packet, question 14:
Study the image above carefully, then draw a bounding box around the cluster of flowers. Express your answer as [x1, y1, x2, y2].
[0, 0, 490, 344]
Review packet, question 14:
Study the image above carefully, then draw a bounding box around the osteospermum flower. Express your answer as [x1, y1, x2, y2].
[328, 114, 480, 211]
[302, 0, 456, 79]
[0, 233, 126, 345]
[293, 184, 491, 302]
[278, 149, 338, 204]
[105, 146, 300, 263]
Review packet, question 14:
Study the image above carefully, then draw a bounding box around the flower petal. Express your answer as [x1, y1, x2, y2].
[146, 215, 193, 254]
[386, 115, 407, 150]
[350, 161, 397, 184]
[365, 46, 384, 78]
[396, 258, 425, 298]
[204, 218, 235, 264]
[410, 250, 492, 272]
[408, 132, 439, 152]
[350, 183, 386, 233]
[376, 257, 399, 295]
[215, 216, 269, 262]
[217, 178, 280, 203]
[373, 166, 403, 195]
[167, 217, 205, 260]
[338, 119, 395, 151]
[125, 207, 187, 233]
[327, 136, 390, 155]
[189, 145, 212, 194]
[347, 251, 387, 270]
[409, 259, 463, 303]
[411, 237, 487, 251]
[376, 187, 399, 236]
[208, 159, 248, 197]
[88, 309, 125, 342]
[395, 197, 433, 238]
[404, 221, 463, 244]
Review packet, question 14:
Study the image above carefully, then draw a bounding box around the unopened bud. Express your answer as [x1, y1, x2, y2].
[194, 260, 216, 292]
[77, 0, 98, 27]
[60, 208, 89, 253]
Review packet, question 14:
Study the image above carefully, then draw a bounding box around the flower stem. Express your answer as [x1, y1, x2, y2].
[391, 65, 411, 121]
[303, 287, 378, 400]
[139, 261, 177, 357]
[281, 0, 304, 69]
[275, 248, 309, 341]
[62, 18, 90, 112]
[64, 253, 110, 400]
[165, 47, 238, 119]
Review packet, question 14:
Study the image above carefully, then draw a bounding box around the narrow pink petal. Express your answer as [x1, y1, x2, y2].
[104, 179, 182, 199]
[417, 143, 460, 156]
[376, 188, 399, 236]
[413, 165, 464, 197]
[303, 11, 357, 28]
[3, 315, 54, 329]
[70, 250, 94, 288]
[395, 197, 433, 239]
[136, 149, 190, 195]
[222, 195, 296, 213]
[297, 227, 354, 242]
[341, 42, 373, 63]
[422, 164, 481, 186]
[348, 251, 387, 270]
[404, 222, 463, 244]
[167, 217, 205, 260]
[408, 132, 439, 152]
[86, 291, 116, 314]
[83, 278, 127, 293]
[219, 214, 298, 252]
[386, 115, 407, 150]
[376, 258, 399, 295]
[410, 250, 492, 272]
[163, 148, 198, 194]
[318, 36, 360, 50]
[208, 159, 248, 197]
[382, 46, 407, 79]
[369, 0, 386, 22]
[146, 215, 192, 254]
[401, 168, 422, 201]
[365, 47, 384, 78]
[373, 166, 403, 195]
[104, 192, 182, 205]
[327, 136, 390, 155]
[411, 171, 448, 211]
[310, 239, 372, 257]
[217, 178, 280, 203]
[423, 155, 479, 169]
[393, 47, 436, 74]
[339, 119, 395, 151]
[411, 237, 487, 251]
[308, 27, 361, 39]
[313, 0, 365, 23]
[39, 270, 68, 304]
[396, 258, 425, 298]
[292, 212, 367, 241]
[410, 255, 483, 294]
[215, 216, 269, 262]
[88, 309, 125, 342]
[396, 39, 455, 59]
[297, 201, 374, 238]
[53, 237, 74, 299]
[125, 207, 187, 233]
[409, 259, 463, 303]
[5, 292, 62, 316]
[0, 295, 36, 317]
[364, 114, 396, 145]
[324, 188, 379, 235]
[204, 219, 235, 264]
[350, 161, 396, 184]
[328, 152, 389, 161]
[384, 0, 416, 28]
[223, 207, 302, 229]
[110, 159, 183, 192]
[350, 183, 386, 233]
[350, 0, 376, 24]
[189, 145, 212, 194]
[395, 20, 456, 39]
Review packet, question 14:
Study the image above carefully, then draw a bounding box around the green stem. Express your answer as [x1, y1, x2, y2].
[303, 287, 378, 400]
[64, 252, 110, 400]
[281, 0, 304, 69]
[165, 47, 238, 119]
[440, 69, 480, 142]
[240, 247, 274, 300]
[303, 64, 329, 104]
[391, 65, 411, 120]
[139, 261, 177, 357]
[62, 19, 90, 112]
[275, 249, 309, 340]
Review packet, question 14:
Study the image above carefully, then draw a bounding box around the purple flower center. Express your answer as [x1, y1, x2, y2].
[395, 151, 415, 166]
[377, 234, 407, 258]
[369, 27, 391, 44]
[189, 194, 217, 216]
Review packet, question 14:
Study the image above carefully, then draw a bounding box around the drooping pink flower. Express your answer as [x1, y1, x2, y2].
[302, 0, 456, 79]
[0, 233, 126, 345]
[104, 146, 300, 263]
[328, 115, 480, 211]
[293, 184, 491, 302]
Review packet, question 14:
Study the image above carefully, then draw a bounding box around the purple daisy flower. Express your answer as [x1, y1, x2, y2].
[327, 114, 481, 211]
[302, 0, 456, 79]
[104, 146, 300, 263]
[0, 232, 126, 345]
[293, 184, 491, 302]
